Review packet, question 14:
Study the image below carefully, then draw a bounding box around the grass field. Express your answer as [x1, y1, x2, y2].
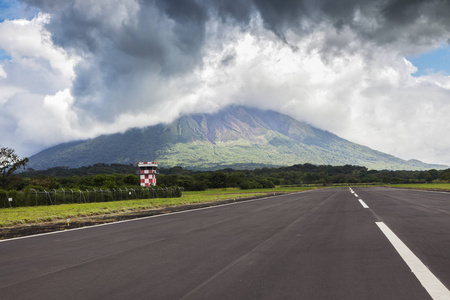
[389, 183, 450, 190]
[0, 187, 319, 228]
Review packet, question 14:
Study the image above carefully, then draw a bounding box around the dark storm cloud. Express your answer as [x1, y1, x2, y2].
[372, 0, 450, 45]
[248, 0, 450, 48]
[20, 0, 213, 120]
[25, 0, 209, 70]
[18, 0, 450, 121]
[23, 0, 450, 53]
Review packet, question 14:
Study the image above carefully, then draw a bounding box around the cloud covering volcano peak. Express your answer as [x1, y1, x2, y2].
[1, 0, 450, 166]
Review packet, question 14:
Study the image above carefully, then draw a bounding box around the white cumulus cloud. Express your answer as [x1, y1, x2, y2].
[1, 0, 450, 167]
[0, 13, 80, 155]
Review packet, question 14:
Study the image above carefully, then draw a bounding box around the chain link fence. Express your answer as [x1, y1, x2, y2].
[0, 187, 183, 208]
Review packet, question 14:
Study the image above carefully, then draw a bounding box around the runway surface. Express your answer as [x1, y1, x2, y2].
[1, 187, 450, 299]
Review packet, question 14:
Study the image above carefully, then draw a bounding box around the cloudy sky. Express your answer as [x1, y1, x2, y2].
[1, 0, 450, 166]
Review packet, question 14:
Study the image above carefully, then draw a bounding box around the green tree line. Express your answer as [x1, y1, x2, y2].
[2, 162, 448, 192]
[157, 164, 450, 190]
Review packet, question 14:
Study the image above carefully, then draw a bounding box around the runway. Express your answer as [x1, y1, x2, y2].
[1, 187, 450, 299]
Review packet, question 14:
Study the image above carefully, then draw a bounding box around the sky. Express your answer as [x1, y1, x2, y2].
[1, 0, 450, 167]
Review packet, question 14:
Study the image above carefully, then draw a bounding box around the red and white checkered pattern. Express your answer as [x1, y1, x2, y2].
[140, 174, 156, 187]
[137, 161, 158, 186]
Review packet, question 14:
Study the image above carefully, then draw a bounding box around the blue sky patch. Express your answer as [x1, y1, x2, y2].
[0, 0, 20, 22]
[0, 0, 38, 22]
[0, 48, 11, 61]
[407, 45, 450, 76]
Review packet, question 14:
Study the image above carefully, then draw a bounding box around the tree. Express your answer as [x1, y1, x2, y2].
[209, 172, 227, 188]
[123, 174, 139, 185]
[93, 174, 108, 187]
[441, 172, 450, 182]
[0, 147, 29, 189]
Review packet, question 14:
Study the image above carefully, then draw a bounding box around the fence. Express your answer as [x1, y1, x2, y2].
[0, 187, 182, 208]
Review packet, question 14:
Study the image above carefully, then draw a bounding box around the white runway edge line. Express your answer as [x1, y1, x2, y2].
[358, 199, 369, 208]
[376, 222, 450, 300]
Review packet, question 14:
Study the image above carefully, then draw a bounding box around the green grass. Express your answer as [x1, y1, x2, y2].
[0, 187, 318, 228]
[6, 184, 448, 228]
[389, 183, 450, 190]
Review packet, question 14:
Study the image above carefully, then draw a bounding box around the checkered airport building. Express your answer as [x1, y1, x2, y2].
[137, 162, 159, 187]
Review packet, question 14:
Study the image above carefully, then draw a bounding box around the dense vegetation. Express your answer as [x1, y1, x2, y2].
[3, 163, 450, 192]
[156, 164, 450, 190]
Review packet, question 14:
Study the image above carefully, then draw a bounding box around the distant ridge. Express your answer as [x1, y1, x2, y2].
[28, 106, 447, 170]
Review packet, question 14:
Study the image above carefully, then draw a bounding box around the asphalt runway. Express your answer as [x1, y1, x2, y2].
[1, 187, 450, 299]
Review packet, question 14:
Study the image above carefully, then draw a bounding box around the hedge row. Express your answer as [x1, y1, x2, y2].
[0, 187, 182, 208]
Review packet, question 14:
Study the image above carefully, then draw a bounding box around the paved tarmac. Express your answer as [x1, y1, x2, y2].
[1, 187, 450, 299]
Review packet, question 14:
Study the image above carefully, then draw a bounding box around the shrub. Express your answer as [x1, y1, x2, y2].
[123, 174, 139, 185]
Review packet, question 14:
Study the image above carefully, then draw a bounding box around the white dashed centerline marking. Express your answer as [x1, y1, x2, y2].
[358, 199, 369, 208]
[376, 222, 450, 300]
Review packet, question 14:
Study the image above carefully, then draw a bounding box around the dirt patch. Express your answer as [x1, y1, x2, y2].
[0, 193, 286, 240]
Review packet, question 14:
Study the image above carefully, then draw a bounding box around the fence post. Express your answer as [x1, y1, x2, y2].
[34, 189, 38, 206]
[44, 190, 53, 205]
[53, 189, 57, 205]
